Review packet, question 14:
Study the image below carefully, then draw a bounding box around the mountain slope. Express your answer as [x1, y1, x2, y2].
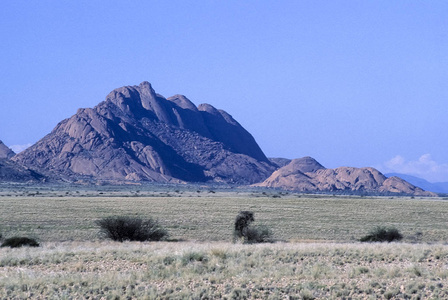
[256, 157, 436, 196]
[13, 82, 275, 184]
[0, 140, 15, 159]
[0, 158, 45, 182]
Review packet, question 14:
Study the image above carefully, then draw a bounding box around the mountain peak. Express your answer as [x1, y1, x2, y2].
[289, 156, 325, 173]
[138, 81, 153, 89]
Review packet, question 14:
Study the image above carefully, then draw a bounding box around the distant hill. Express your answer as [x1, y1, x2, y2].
[13, 82, 275, 184]
[0, 158, 45, 182]
[269, 157, 292, 168]
[0, 140, 15, 159]
[385, 173, 448, 194]
[255, 157, 436, 196]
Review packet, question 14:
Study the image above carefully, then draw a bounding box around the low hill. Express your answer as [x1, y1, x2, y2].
[255, 157, 436, 196]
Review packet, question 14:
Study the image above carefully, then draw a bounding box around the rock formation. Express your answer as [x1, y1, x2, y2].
[255, 157, 436, 196]
[0, 140, 15, 159]
[13, 82, 275, 184]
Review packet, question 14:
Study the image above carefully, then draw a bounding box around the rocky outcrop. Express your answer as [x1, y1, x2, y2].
[255, 157, 436, 196]
[0, 141, 15, 159]
[13, 82, 275, 184]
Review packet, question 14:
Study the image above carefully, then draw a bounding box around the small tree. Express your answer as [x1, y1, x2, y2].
[96, 216, 168, 242]
[234, 211, 254, 239]
[233, 211, 272, 243]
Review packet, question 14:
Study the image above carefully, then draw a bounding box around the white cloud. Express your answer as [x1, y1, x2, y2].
[379, 154, 448, 183]
[9, 143, 32, 154]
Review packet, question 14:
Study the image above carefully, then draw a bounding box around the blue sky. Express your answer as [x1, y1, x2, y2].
[1, 1, 447, 182]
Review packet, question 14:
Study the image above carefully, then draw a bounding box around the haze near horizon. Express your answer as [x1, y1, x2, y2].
[1, 1, 447, 182]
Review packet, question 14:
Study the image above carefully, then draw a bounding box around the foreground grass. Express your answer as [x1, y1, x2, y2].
[1, 241, 448, 299]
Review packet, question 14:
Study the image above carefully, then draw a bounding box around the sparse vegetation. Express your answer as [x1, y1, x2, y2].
[96, 216, 167, 242]
[1, 236, 39, 248]
[360, 226, 403, 242]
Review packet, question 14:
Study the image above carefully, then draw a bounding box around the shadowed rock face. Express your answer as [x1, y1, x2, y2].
[0, 158, 45, 182]
[269, 157, 292, 168]
[13, 82, 274, 184]
[0, 141, 15, 159]
[255, 157, 436, 196]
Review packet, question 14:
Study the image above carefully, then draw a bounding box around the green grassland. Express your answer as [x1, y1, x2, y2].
[1, 185, 448, 298]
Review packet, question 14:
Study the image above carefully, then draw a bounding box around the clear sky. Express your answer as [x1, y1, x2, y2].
[1, 1, 447, 182]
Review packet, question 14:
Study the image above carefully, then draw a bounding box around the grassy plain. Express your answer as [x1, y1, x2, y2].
[1, 184, 448, 298]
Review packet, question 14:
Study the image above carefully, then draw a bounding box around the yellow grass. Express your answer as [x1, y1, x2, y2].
[1, 241, 448, 299]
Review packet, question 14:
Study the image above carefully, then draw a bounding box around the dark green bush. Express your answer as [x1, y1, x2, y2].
[96, 216, 168, 242]
[234, 211, 254, 239]
[360, 226, 403, 242]
[233, 211, 273, 243]
[1, 237, 39, 248]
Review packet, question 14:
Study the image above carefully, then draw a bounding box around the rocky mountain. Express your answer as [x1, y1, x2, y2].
[0, 140, 15, 159]
[13, 82, 275, 184]
[255, 157, 436, 196]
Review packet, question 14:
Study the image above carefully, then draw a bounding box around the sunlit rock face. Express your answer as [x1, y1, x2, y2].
[13, 82, 275, 184]
[255, 156, 437, 196]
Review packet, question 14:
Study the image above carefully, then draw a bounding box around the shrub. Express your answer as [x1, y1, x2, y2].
[96, 216, 168, 242]
[244, 225, 273, 244]
[233, 211, 273, 243]
[1, 237, 39, 248]
[360, 226, 403, 242]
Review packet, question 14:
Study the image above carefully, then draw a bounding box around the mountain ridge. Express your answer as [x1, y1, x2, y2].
[256, 157, 436, 196]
